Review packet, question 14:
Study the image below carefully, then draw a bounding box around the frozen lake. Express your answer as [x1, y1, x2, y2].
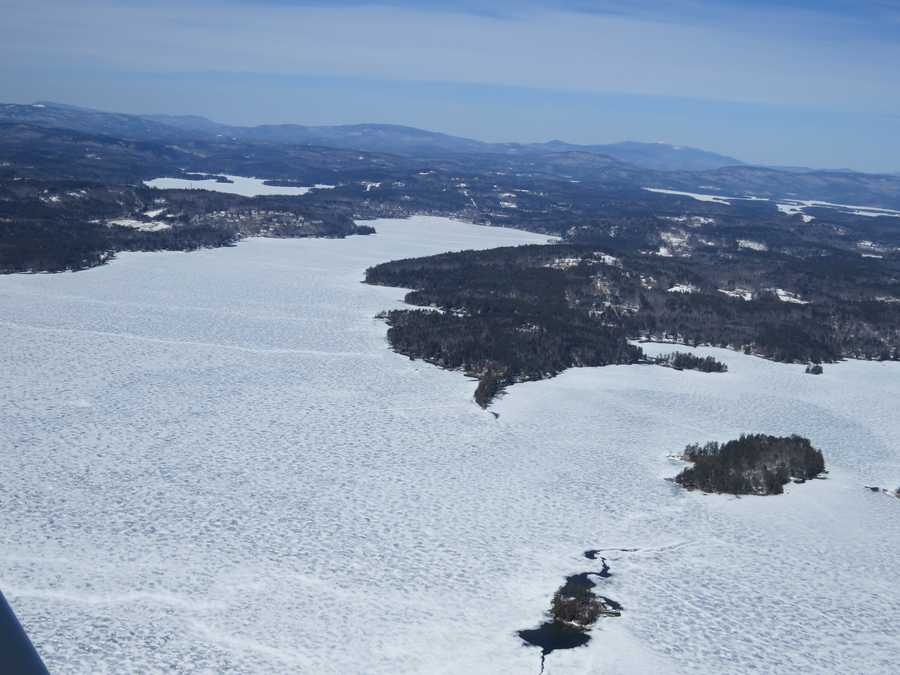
[1, 217, 898, 674]
[144, 174, 335, 197]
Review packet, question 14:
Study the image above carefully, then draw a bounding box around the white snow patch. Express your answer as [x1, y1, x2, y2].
[593, 252, 620, 266]
[718, 288, 753, 301]
[661, 215, 715, 227]
[771, 288, 809, 304]
[737, 239, 768, 252]
[546, 257, 582, 269]
[107, 219, 172, 232]
[777, 203, 803, 216]
[668, 283, 699, 294]
[660, 231, 688, 246]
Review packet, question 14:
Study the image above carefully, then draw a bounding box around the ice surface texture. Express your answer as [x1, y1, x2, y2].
[1, 217, 898, 674]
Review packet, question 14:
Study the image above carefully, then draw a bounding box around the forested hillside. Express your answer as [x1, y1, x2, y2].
[366, 244, 900, 404]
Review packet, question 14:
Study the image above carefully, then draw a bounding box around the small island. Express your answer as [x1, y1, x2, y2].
[547, 573, 621, 625]
[519, 555, 622, 666]
[674, 434, 826, 495]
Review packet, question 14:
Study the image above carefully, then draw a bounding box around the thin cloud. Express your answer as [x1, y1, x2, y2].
[1, 0, 898, 112]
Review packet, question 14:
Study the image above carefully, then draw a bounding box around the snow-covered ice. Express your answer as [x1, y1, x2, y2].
[646, 190, 898, 223]
[778, 199, 900, 223]
[778, 199, 900, 219]
[777, 202, 804, 217]
[144, 175, 332, 197]
[1, 217, 898, 674]
[643, 188, 732, 205]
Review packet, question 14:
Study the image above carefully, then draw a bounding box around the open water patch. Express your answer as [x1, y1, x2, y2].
[518, 551, 625, 672]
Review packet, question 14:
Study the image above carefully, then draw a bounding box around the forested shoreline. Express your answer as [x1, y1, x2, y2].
[0, 179, 373, 273]
[366, 243, 900, 405]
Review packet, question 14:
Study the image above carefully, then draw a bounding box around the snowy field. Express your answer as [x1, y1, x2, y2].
[1, 217, 898, 674]
[144, 174, 335, 197]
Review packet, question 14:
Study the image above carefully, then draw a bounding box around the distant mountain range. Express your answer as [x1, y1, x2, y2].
[2, 101, 899, 209]
[3, 101, 741, 172]
[4, 97, 900, 283]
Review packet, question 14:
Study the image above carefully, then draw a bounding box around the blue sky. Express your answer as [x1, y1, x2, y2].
[1, 0, 899, 171]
